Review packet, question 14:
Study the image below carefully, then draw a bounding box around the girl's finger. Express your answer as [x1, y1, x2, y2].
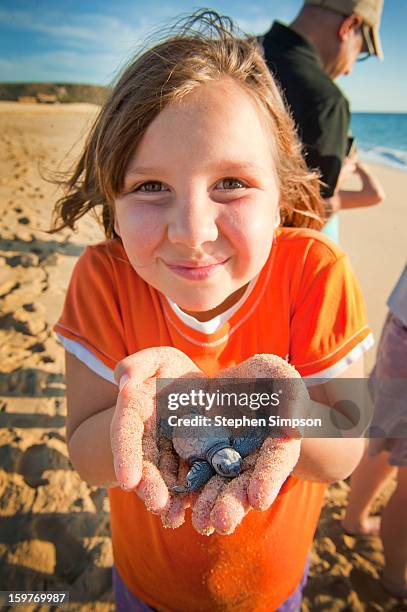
[114, 346, 199, 387]
[136, 424, 171, 513]
[241, 449, 260, 471]
[118, 378, 157, 422]
[161, 461, 192, 529]
[248, 438, 301, 511]
[110, 407, 144, 490]
[135, 461, 170, 514]
[157, 437, 179, 488]
[161, 494, 190, 529]
[210, 472, 252, 535]
[191, 476, 227, 536]
[111, 379, 157, 490]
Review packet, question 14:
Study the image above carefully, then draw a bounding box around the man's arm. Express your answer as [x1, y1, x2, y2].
[327, 160, 385, 213]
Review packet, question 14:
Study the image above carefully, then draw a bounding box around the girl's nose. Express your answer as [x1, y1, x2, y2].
[167, 196, 218, 247]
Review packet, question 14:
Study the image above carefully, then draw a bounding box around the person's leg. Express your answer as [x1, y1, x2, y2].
[380, 466, 407, 598]
[342, 446, 396, 535]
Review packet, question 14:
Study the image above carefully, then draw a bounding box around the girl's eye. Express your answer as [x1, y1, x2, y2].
[136, 181, 168, 192]
[217, 178, 247, 190]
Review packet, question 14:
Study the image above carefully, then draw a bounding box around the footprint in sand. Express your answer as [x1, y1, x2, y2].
[18, 443, 72, 487]
[29, 341, 45, 352]
[41, 355, 55, 364]
[0, 444, 22, 473]
[33, 515, 90, 583]
[5, 253, 38, 267]
[23, 303, 37, 313]
[1, 368, 60, 396]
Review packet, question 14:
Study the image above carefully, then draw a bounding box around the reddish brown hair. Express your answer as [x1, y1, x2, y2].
[51, 10, 323, 238]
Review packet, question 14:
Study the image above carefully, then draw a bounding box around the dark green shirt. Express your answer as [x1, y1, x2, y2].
[261, 21, 350, 198]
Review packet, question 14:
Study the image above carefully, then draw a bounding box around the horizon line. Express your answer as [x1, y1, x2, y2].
[0, 81, 406, 114]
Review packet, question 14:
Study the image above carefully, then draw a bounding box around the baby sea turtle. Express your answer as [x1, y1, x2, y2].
[162, 414, 266, 493]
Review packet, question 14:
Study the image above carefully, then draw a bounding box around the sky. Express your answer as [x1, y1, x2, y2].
[0, 0, 406, 112]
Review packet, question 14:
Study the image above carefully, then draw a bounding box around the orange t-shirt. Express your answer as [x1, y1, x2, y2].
[55, 227, 372, 611]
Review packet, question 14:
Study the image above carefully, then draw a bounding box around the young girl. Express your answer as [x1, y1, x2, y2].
[53, 12, 373, 611]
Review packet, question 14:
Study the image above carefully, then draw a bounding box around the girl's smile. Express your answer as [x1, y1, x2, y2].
[114, 78, 280, 320]
[163, 257, 231, 281]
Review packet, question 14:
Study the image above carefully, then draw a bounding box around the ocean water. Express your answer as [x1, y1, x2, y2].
[351, 113, 407, 172]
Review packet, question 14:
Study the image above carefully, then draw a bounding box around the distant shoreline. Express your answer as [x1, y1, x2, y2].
[352, 111, 407, 115]
[359, 149, 407, 173]
[0, 82, 107, 105]
[0, 101, 101, 114]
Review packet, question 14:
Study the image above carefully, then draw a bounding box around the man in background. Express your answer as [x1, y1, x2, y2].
[261, 0, 384, 242]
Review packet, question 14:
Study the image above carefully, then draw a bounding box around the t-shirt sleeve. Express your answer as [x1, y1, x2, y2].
[54, 245, 127, 380]
[302, 96, 349, 198]
[289, 249, 373, 379]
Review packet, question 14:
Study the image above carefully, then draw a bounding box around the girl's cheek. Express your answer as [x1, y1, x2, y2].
[119, 205, 166, 240]
[241, 208, 277, 271]
[222, 202, 275, 246]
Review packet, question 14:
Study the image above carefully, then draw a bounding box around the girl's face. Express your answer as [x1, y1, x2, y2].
[114, 79, 280, 320]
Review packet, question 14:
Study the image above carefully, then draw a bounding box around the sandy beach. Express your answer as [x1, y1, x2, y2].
[0, 102, 405, 611]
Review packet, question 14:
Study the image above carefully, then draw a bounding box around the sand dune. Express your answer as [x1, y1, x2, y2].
[0, 102, 404, 611]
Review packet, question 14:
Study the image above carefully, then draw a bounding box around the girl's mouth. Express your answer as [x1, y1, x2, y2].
[164, 258, 229, 280]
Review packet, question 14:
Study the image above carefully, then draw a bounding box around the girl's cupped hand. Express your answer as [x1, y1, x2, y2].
[111, 348, 304, 535]
[111, 347, 201, 519]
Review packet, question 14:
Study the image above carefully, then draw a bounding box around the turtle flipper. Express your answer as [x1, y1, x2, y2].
[172, 460, 215, 493]
[232, 430, 266, 458]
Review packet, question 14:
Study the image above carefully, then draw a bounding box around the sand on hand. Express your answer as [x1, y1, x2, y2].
[111, 347, 202, 514]
[118, 350, 304, 535]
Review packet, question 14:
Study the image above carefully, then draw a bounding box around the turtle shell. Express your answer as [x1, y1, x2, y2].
[171, 412, 232, 462]
[232, 430, 266, 458]
[172, 434, 230, 462]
